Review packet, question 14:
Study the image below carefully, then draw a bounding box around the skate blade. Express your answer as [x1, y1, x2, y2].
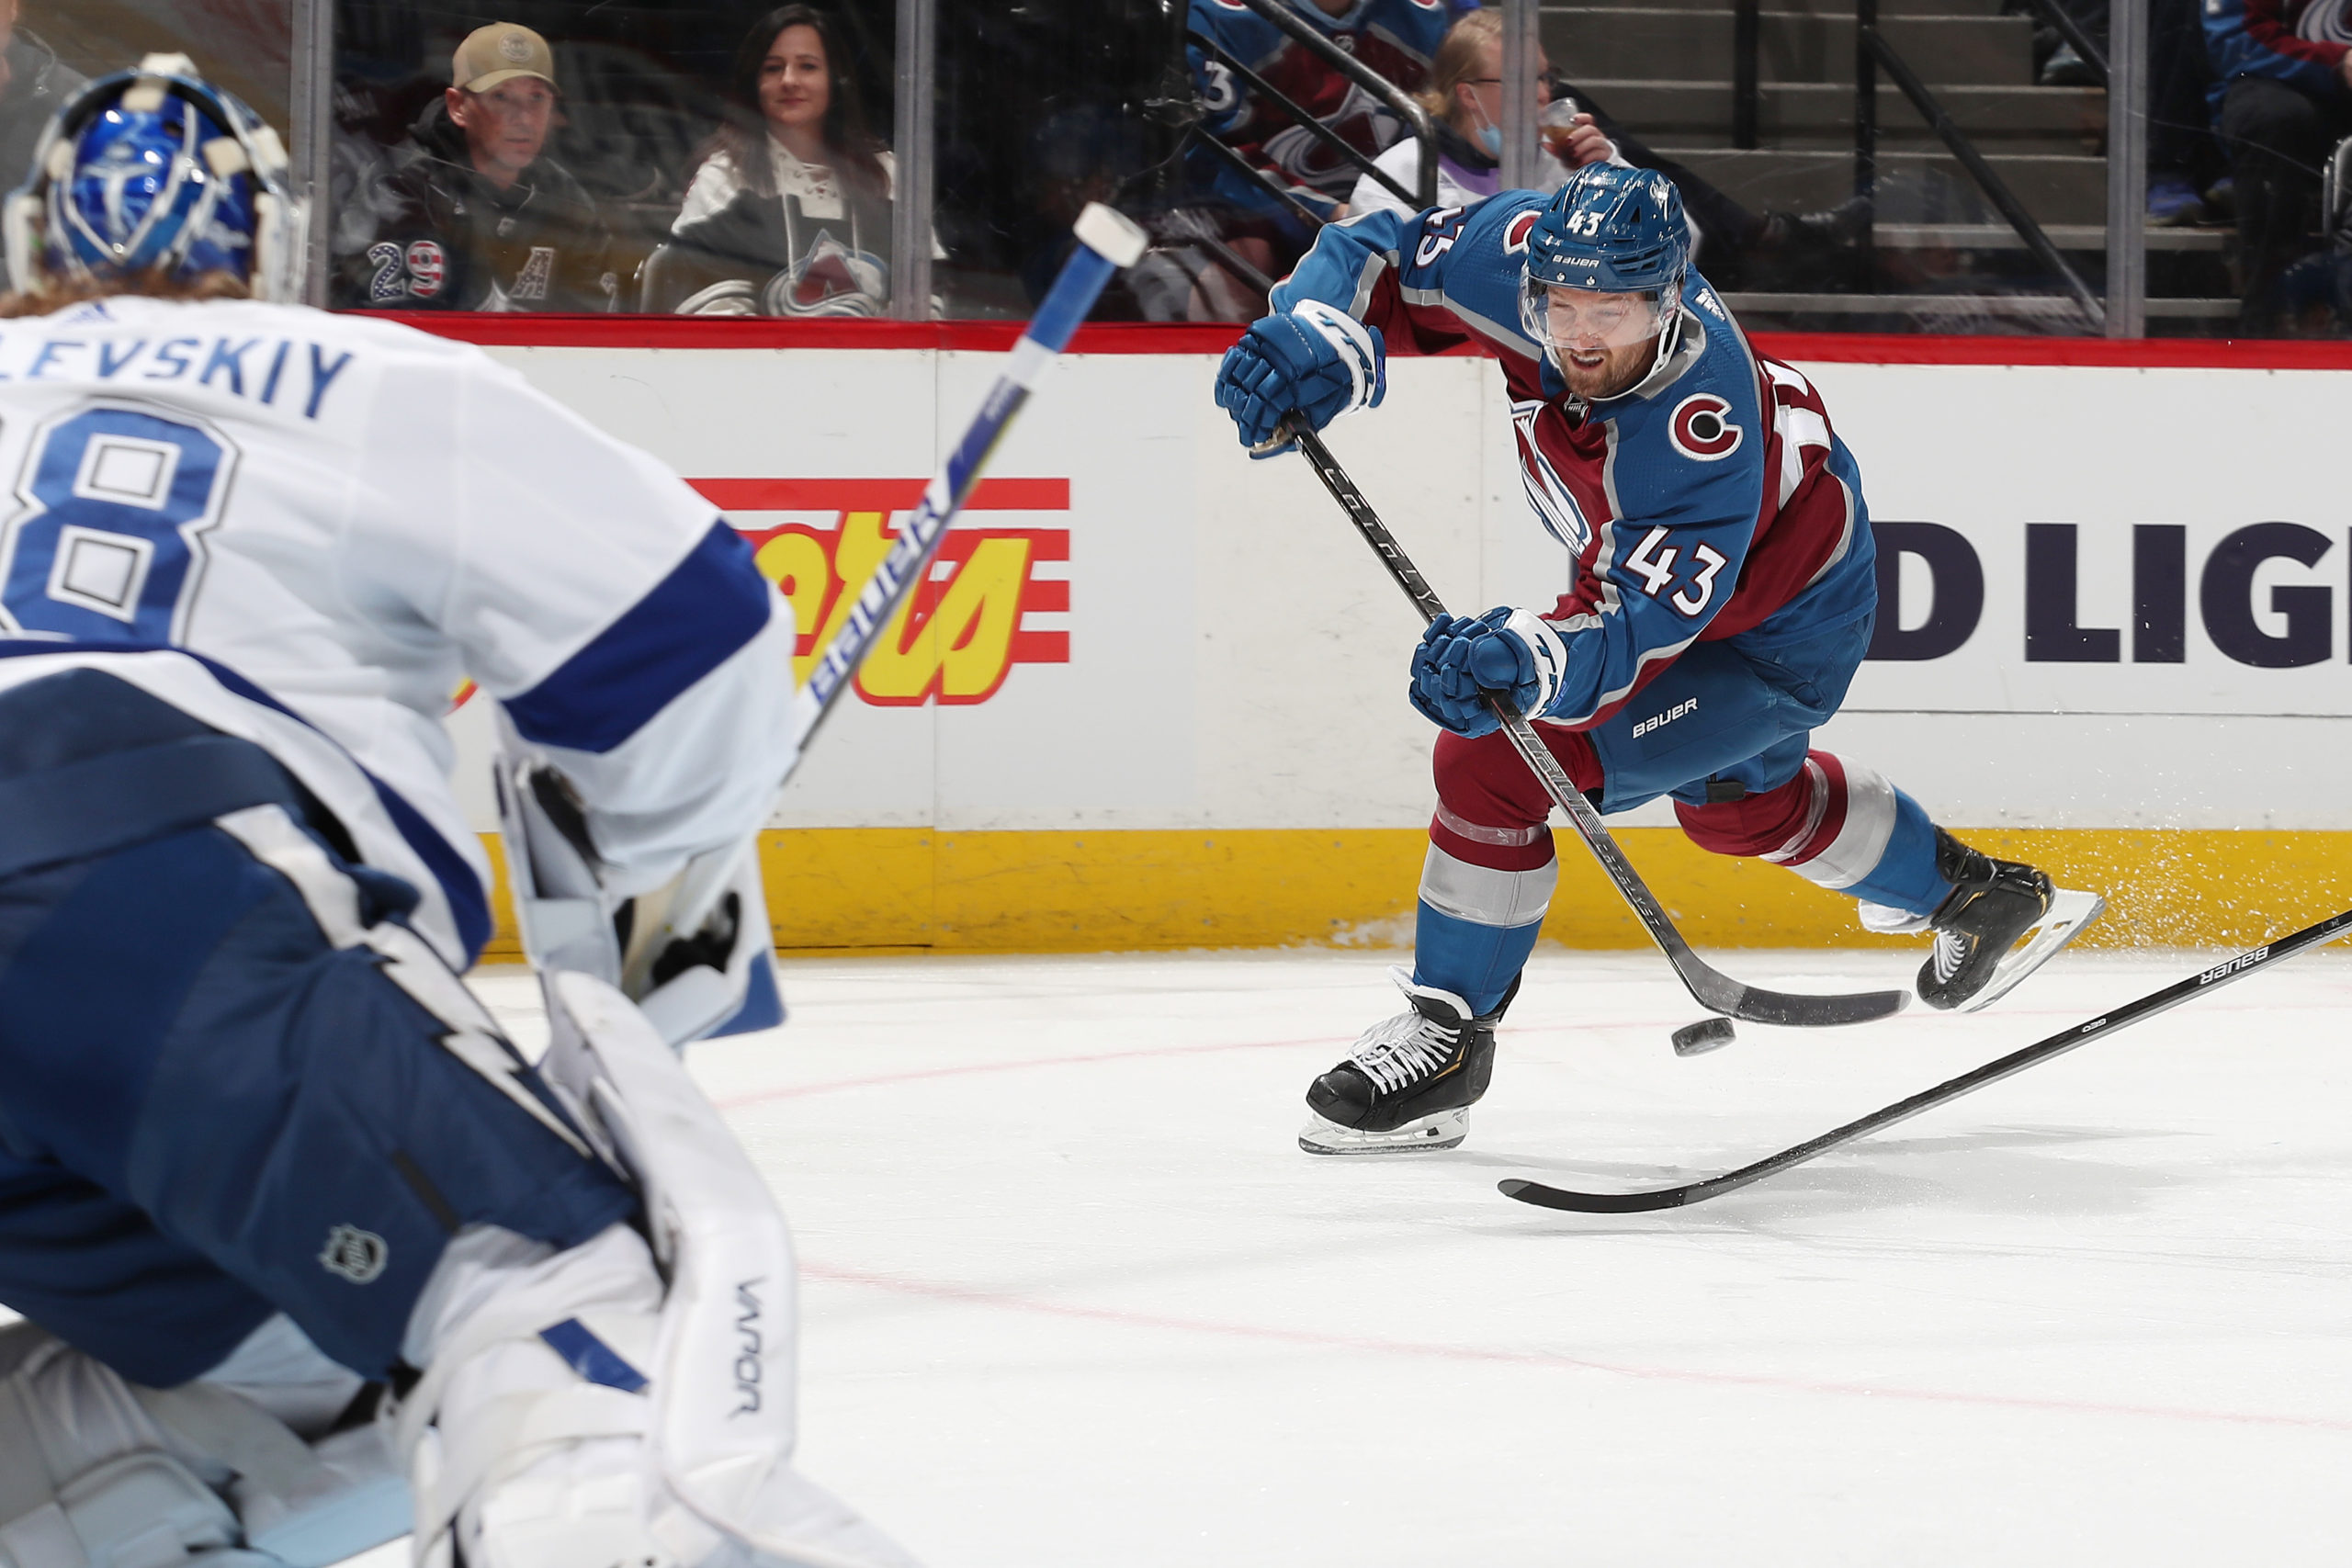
[1298, 1108, 1469, 1155]
[1957, 886, 2106, 1013]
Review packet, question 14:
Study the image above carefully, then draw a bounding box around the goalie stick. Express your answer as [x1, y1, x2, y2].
[1499, 907, 2352, 1213]
[786, 202, 1148, 762]
[1283, 424, 1908, 1030]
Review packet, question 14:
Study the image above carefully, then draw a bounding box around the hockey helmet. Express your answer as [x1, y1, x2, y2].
[1518, 165, 1690, 377]
[3, 54, 305, 301]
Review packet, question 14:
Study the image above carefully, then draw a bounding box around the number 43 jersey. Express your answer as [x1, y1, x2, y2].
[0, 295, 799, 967]
[1273, 193, 1881, 731]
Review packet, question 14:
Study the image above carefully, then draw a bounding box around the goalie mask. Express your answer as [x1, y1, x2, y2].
[1518, 165, 1691, 387]
[4, 53, 306, 301]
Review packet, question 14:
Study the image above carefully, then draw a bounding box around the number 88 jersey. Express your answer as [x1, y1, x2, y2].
[0, 295, 799, 969]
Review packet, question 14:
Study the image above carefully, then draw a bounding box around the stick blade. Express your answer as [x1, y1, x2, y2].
[1727, 984, 1910, 1028]
[1498, 1177, 1695, 1213]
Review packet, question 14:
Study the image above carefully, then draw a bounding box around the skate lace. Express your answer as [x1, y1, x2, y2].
[1349, 1009, 1461, 1093]
[1931, 928, 1967, 983]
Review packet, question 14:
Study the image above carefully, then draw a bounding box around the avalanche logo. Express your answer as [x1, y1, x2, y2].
[1668, 393, 1743, 461]
[1503, 209, 1540, 254]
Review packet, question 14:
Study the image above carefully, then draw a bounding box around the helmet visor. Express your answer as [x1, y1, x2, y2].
[1521, 278, 1671, 357]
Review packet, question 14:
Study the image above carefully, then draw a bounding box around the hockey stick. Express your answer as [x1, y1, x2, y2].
[1283, 423, 1907, 1029]
[786, 202, 1148, 761]
[1499, 908, 2352, 1212]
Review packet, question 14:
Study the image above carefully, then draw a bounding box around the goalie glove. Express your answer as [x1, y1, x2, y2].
[494, 752, 783, 1049]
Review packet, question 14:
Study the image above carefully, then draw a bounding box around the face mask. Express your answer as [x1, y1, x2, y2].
[1466, 98, 1502, 156]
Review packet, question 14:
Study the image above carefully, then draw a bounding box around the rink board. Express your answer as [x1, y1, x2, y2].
[412, 322, 2352, 955]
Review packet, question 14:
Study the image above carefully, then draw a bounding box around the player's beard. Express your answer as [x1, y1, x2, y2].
[1554, 333, 1655, 401]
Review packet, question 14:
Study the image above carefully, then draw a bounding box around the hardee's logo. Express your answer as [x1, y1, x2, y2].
[692, 477, 1069, 706]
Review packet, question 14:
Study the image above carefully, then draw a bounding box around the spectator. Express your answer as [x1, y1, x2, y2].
[2204, 0, 2352, 330]
[341, 23, 617, 311]
[2029, 0, 2226, 226]
[1347, 10, 1576, 217]
[1183, 0, 1453, 284]
[1350, 11, 1862, 292]
[646, 6, 900, 317]
[0, 0, 84, 186]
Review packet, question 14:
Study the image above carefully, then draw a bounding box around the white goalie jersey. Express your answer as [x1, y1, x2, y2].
[0, 295, 800, 972]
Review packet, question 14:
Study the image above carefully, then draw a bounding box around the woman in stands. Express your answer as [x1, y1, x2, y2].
[651, 5, 899, 316]
[1351, 9, 1863, 292]
[1347, 11, 1583, 221]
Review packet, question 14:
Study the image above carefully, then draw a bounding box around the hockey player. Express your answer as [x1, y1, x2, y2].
[1212, 166, 2101, 1155]
[0, 56, 914, 1568]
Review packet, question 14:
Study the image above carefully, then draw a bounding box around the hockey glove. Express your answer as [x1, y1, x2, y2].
[1408, 607, 1570, 737]
[1214, 300, 1386, 457]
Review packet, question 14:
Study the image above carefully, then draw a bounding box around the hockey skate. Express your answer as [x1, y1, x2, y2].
[1299, 968, 1516, 1155]
[1912, 830, 2104, 1012]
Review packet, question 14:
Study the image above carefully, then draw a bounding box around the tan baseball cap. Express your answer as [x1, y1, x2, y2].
[452, 23, 558, 94]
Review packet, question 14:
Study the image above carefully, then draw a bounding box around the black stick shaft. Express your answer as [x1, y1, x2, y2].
[1284, 425, 1907, 1030]
[1502, 908, 2352, 1213]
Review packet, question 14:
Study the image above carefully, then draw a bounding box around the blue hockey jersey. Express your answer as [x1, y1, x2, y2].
[1188, 0, 1456, 223]
[1273, 193, 1879, 729]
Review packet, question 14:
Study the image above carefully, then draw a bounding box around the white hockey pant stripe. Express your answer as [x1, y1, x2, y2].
[1770, 756, 1900, 893]
[213, 805, 590, 1157]
[1420, 843, 1557, 929]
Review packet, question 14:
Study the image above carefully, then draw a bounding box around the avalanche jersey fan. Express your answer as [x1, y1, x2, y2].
[1186, 0, 1453, 237]
[0, 56, 916, 1568]
[1212, 167, 2105, 1156]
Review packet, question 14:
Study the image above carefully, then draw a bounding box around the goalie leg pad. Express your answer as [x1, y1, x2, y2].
[397, 976, 918, 1568]
[0, 1321, 408, 1568]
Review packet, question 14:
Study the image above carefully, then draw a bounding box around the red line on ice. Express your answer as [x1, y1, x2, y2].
[711, 1034, 1347, 1110]
[800, 1260, 2352, 1437]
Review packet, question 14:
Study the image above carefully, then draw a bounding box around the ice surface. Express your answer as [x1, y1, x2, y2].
[456, 944, 2352, 1567]
[11, 944, 2342, 1566]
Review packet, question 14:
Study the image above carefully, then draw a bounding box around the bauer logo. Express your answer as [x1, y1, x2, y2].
[693, 477, 1071, 706]
[1632, 696, 1697, 739]
[2199, 947, 2267, 985]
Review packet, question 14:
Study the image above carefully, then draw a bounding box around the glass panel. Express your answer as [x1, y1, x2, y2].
[930, 0, 1188, 319]
[327, 1, 915, 317]
[268, 0, 2289, 338]
[12, 1, 292, 184]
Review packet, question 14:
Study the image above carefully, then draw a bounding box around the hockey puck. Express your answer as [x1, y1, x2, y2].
[1670, 1017, 1738, 1056]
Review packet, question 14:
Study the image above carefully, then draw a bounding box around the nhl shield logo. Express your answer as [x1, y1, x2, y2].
[320, 1224, 389, 1283]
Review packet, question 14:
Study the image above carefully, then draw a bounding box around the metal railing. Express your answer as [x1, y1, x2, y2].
[1168, 0, 1439, 299]
[1714, 0, 2150, 334]
[1858, 13, 2103, 324]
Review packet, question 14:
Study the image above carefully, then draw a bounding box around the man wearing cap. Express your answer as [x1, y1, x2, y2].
[340, 22, 617, 311]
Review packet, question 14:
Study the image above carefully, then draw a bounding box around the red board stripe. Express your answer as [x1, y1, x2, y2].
[369, 310, 2352, 370]
[692, 478, 1070, 510]
[1009, 629, 1069, 662]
